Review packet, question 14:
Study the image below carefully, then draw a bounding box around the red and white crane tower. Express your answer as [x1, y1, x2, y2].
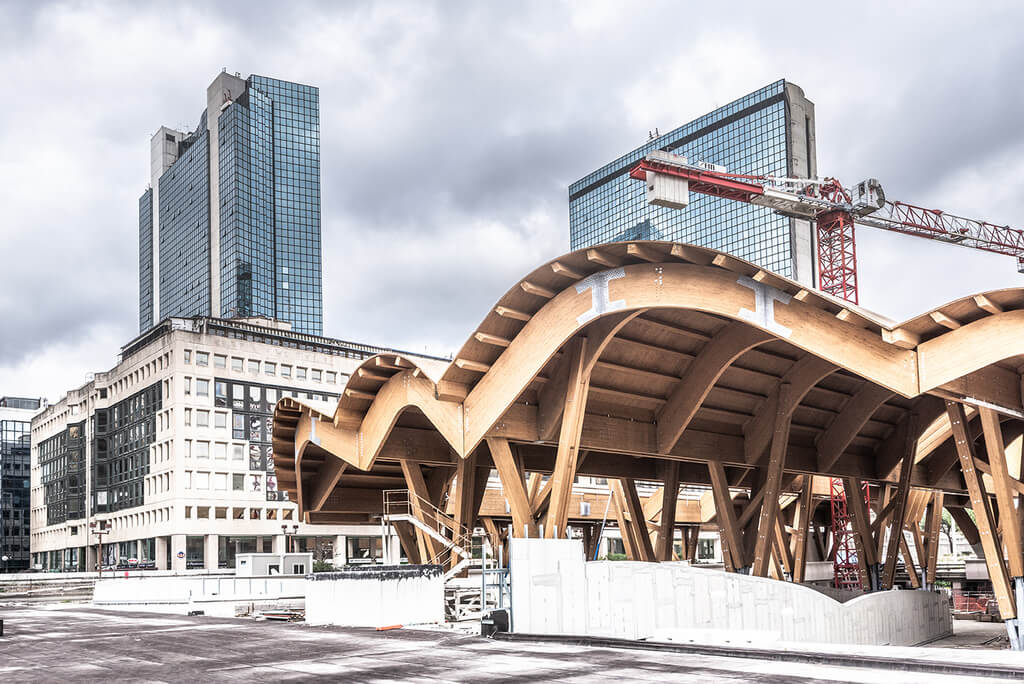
[630, 151, 1024, 590]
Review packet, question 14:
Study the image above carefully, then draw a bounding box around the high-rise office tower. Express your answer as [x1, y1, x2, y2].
[139, 72, 323, 335]
[569, 80, 817, 286]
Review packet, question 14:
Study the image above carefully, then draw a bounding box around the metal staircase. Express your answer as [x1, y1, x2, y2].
[382, 489, 472, 579]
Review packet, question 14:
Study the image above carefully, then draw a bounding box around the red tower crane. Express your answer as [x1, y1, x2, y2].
[629, 151, 1024, 305]
[630, 151, 1024, 590]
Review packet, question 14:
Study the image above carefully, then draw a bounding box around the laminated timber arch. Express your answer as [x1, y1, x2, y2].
[273, 241, 1024, 630]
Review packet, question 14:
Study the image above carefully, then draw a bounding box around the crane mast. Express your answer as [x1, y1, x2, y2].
[629, 151, 1024, 304]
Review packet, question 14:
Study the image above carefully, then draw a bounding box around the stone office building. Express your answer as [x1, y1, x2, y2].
[31, 317, 438, 571]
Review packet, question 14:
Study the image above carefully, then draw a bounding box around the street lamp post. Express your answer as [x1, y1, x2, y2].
[281, 524, 300, 553]
[89, 521, 109, 576]
[1, 555, 9, 574]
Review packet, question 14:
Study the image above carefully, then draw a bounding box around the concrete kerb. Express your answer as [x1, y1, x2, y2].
[491, 632, 1024, 680]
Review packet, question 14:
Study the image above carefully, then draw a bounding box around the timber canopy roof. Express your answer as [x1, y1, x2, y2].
[271, 240, 1024, 525]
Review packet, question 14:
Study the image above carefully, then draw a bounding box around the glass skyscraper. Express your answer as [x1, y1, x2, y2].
[139, 71, 322, 335]
[569, 80, 817, 285]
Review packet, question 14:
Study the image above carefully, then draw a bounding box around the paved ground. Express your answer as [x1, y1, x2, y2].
[0, 605, 1014, 683]
[933, 619, 1009, 648]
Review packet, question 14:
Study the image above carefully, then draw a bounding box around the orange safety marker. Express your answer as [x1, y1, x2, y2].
[376, 624, 403, 631]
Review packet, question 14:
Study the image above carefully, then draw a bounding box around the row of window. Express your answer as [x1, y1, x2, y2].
[182, 348, 341, 384]
[183, 470, 279, 495]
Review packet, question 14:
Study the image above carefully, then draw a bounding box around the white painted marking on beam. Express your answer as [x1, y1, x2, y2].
[737, 276, 792, 338]
[575, 268, 626, 325]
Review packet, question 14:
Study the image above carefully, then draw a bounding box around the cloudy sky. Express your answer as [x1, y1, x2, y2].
[2, 1, 1023, 401]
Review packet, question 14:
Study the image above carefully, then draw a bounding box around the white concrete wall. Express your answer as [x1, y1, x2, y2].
[510, 538, 587, 634]
[93, 574, 305, 617]
[305, 566, 444, 628]
[509, 539, 952, 647]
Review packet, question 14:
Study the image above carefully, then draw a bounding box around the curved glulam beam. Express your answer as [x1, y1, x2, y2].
[357, 370, 464, 469]
[537, 311, 644, 442]
[816, 382, 895, 472]
[656, 322, 771, 454]
[744, 354, 837, 464]
[463, 262, 918, 455]
[918, 310, 1024, 411]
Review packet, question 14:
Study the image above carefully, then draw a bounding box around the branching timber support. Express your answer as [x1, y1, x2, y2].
[656, 460, 680, 561]
[882, 413, 919, 589]
[619, 478, 656, 561]
[979, 406, 1024, 649]
[790, 477, 813, 583]
[487, 437, 539, 538]
[844, 476, 879, 590]
[708, 462, 743, 572]
[751, 383, 793, 577]
[948, 400, 1020, 650]
[547, 337, 590, 538]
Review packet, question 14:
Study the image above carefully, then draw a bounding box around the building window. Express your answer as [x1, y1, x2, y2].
[214, 412, 227, 429]
[214, 473, 227, 490]
[215, 381, 227, 407]
[311, 369, 321, 382]
[232, 444, 244, 460]
[281, 365, 292, 378]
[196, 351, 209, 367]
[184, 471, 192, 489]
[248, 360, 260, 374]
[196, 410, 209, 428]
[326, 372, 336, 384]
[231, 357, 243, 372]
[265, 362, 276, 376]
[196, 441, 210, 459]
[184, 350, 191, 364]
[184, 439, 192, 458]
[214, 354, 226, 369]
[214, 442, 226, 460]
[184, 378, 191, 396]
[232, 474, 245, 491]
[232, 415, 245, 440]
[296, 367, 307, 380]
[184, 408, 192, 426]
[266, 388, 277, 404]
[196, 472, 209, 490]
[196, 379, 210, 397]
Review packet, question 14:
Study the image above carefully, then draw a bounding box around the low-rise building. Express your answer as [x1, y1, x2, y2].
[30, 316, 443, 571]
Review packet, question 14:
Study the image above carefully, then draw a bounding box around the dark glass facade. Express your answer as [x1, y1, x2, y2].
[1, 419, 31, 571]
[158, 120, 211, 321]
[569, 80, 815, 281]
[139, 189, 153, 332]
[217, 376, 338, 502]
[92, 383, 161, 514]
[248, 75, 322, 335]
[139, 73, 322, 335]
[40, 421, 87, 527]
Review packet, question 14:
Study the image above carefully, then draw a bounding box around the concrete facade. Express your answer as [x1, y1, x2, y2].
[30, 316, 438, 572]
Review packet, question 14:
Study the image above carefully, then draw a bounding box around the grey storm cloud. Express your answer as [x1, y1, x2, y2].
[2, 0, 1024, 399]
